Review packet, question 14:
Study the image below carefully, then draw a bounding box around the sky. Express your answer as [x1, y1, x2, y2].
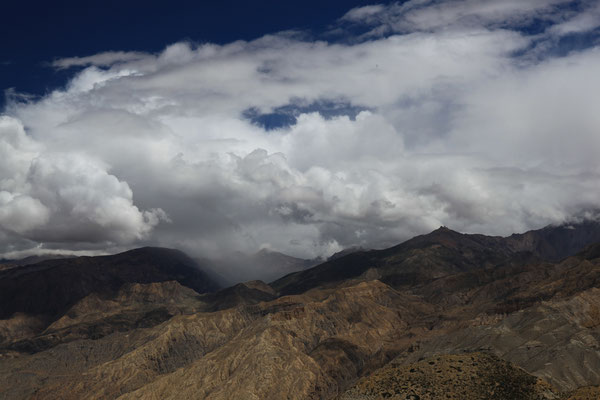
[1, 0, 600, 260]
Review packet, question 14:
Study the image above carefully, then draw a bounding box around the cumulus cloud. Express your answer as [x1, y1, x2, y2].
[0, 116, 166, 251]
[0, 192, 49, 235]
[1, 0, 599, 261]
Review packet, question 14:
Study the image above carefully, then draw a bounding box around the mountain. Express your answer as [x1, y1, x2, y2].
[0, 279, 433, 399]
[0, 247, 221, 352]
[202, 248, 318, 286]
[2, 221, 600, 399]
[0, 254, 76, 271]
[0, 253, 76, 267]
[504, 220, 600, 261]
[327, 246, 366, 261]
[390, 253, 600, 391]
[272, 222, 600, 296]
[271, 226, 519, 295]
[249, 248, 319, 281]
[0, 247, 220, 319]
[198, 280, 278, 312]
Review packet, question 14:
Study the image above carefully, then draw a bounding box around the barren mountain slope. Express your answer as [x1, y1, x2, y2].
[389, 286, 600, 391]
[0, 280, 434, 400]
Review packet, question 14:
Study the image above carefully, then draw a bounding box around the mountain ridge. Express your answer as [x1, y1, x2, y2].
[2, 221, 600, 399]
[272, 221, 600, 296]
[0, 247, 221, 352]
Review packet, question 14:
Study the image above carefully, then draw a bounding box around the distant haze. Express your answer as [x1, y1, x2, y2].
[1, 0, 600, 260]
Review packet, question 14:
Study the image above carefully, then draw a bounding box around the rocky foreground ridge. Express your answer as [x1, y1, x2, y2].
[1, 222, 600, 399]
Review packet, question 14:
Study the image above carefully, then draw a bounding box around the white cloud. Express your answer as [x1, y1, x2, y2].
[0, 116, 166, 246]
[0, 191, 50, 235]
[340, 0, 577, 36]
[52, 51, 150, 69]
[341, 4, 386, 22]
[550, 1, 600, 35]
[1, 0, 599, 260]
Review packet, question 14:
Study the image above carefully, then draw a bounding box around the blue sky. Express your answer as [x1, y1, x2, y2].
[0, 0, 391, 109]
[1, 0, 600, 261]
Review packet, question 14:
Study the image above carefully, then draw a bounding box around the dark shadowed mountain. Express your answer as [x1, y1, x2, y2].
[0, 254, 76, 272]
[505, 220, 600, 261]
[272, 221, 600, 296]
[327, 246, 366, 261]
[0, 247, 221, 352]
[0, 247, 220, 319]
[0, 254, 76, 267]
[271, 226, 518, 296]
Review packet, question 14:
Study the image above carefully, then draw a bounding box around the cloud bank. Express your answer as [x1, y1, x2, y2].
[2, 0, 600, 259]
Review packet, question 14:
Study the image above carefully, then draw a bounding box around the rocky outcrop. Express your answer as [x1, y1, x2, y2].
[342, 352, 563, 400]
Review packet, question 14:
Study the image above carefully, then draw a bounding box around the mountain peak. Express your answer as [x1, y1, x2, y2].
[255, 248, 273, 255]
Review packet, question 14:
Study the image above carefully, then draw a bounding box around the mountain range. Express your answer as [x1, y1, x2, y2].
[2, 221, 600, 399]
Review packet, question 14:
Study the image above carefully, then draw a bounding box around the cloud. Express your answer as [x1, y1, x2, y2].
[340, 0, 577, 35]
[51, 51, 150, 69]
[0, 116, 166, 247]
[0, 192, 50, 235]
[1, 0, 599, 261]
[549, 1, 600, 35]
[341, 4, 386, 22]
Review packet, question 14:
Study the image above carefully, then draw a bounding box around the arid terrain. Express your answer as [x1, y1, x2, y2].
[2, 222, 600, 399]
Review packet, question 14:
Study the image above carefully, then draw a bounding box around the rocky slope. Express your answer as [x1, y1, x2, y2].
[391, 285, 600, 391]
[0, 280, 433, 399]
